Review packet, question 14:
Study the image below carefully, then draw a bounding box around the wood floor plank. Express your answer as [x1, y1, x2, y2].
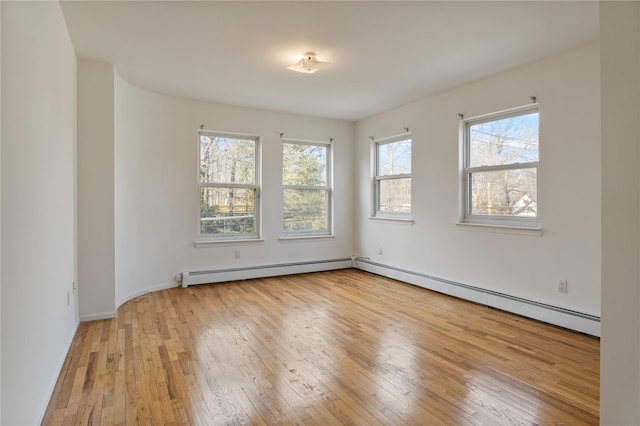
[43, 269, 599, 425]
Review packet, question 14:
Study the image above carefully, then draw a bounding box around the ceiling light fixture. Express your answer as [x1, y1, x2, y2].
[287, 52, 330, 74]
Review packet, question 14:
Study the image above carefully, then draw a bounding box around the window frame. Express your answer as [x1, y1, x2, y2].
[197, 130, 261, 242]
[373, 133, 412, 219]
[461, 104, 540, 229]
[281, 138, 333, 238]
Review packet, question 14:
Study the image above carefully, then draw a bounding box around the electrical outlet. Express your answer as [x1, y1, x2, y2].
[235, 249, 241, 259]
[558, 279, 568, 293]
[378, 247, 383, 255]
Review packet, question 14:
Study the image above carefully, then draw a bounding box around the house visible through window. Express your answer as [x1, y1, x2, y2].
[198, 131, 260, 241]
[462, 105, 539, 227]
[374, 134, 412, 217]
[282, 139, 332, 236]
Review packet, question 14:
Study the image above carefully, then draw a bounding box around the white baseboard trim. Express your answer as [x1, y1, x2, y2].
[79, 310, 117, 322]
[115, 281, 179, 310]
[37, 319, 79, 425]
[81, 281, 180, 322]
[182, 258, 353, 287]
[355, 258, 601, 337]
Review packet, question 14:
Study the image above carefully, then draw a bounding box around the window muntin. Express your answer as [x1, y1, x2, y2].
[375, 135, 412, 216]
[282, 140, 331, 236]
[198, 132, 260, 240]
[463, 106, 539, 226]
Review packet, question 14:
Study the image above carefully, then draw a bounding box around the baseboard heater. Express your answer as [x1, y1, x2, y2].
[181, 257, 353, 288]
[354, 257, 601, 337]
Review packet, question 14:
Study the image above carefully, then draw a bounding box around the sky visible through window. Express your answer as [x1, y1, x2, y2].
[377, 138, 411, 214]
[378, 139, 411, 176]
[467, 111, 539, 218]
[470, 113, 539, 167]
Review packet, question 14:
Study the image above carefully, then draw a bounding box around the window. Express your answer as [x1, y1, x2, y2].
[374, 134, 412, 217]
[198, 131, 260, 241]
[462, 105, 539, 227]
[282, 140, 331, 236]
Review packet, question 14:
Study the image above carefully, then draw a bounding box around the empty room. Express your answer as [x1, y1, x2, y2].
[1, 1, 639, 425]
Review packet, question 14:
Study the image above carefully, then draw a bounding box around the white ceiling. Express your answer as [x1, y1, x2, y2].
[60, 1, 600, 122]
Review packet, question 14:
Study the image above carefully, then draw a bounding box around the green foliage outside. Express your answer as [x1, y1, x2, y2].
[199, 135, 256, 235]
[198, 136, 330, 235]
[200, 188, 255, 235]
[282, 143, 328, 232]
[283, 189, 326, 232]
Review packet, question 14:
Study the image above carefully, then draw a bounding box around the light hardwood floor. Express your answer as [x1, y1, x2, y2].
[43, 269, 599, 425]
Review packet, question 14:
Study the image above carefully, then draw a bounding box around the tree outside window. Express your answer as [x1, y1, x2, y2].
[375, 136, 412, 216]
[282, 140, 331, 235]
[199, 132, 260, 240]
[463, 106, 539, 227]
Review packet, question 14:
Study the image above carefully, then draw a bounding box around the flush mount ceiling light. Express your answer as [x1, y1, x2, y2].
[287, 52, 330, 74]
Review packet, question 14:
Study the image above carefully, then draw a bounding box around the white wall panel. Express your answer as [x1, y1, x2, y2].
[355, 44, 601, 319]
[1, 2, 78, 423]
[114, 76, 355, 307]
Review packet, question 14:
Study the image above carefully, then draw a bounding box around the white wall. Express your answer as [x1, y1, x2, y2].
[78, 59, 116, 321]
[355, 44, 601, 321]
[600, 2, 640, 424]
[2, 2, 639, 423]
[0, 2, 3, 420]
[114, 76, 175, 306]
[0, 2, 78, 424]
[4, 3, 638, 423]
[113, 74, 355, 307]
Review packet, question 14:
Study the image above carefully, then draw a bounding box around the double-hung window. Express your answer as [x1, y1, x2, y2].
[462, 104, 539, 227]
[282, 139, 332, 236]
[198, 131, 260, 241]
[374, 134, 412, 217]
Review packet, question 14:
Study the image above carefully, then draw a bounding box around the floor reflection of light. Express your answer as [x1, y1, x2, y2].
[380, 329, 416, 371]
[276, 305, 334, 401]
[193, 302, 338, 423]
[185, 282, 563, 425]
[460, 368, 543, 425]
[192, 321, 255, 423]
[370, 326, 420, 416]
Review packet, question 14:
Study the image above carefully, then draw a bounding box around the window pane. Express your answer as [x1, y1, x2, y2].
[283, 188, 327, 232]
[283, 143, 327, 186]
[470, 168, 537, 216]
[378, 139, 411, 176]
[469, 112, 539, 167]
[200, 187, 255, 235]
[200, 135, 255, 184]
[378, 178, 411, 212]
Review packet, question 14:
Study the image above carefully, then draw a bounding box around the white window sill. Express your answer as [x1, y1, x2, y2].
[369, 216, 415, 225]
[456, 222, 543, 237]
[194, 238, 264, 248]
[279, 234, 335, 242]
